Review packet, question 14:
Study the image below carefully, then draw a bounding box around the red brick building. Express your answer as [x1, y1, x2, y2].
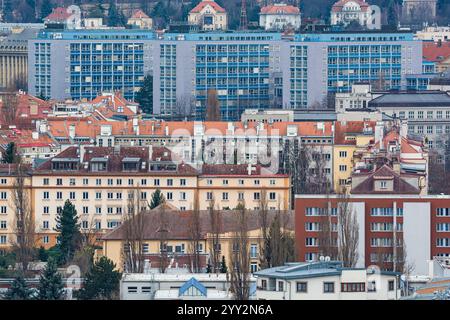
[295, 193, 450, 276]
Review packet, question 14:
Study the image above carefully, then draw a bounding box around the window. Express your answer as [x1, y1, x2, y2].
[96, 178, 102, 186]
[206, 192, 213, 200]
[167, 179, 173, 186]
[254, 180, 260, 185]
[0, 221, 6, 229]
[69, 191, 76, 200]
[42, 236, 49, 244]
[269, 192, 276, 200]
[250, 244, 258, 258]
[0, 206, 6, 214]
[180, 179, 186, 186]
[323, 282, 335, 293]
[341, 283, 365, 292]
[127, 287, 138, 294]
[43, 178, 49, 185]
[82, 192, 89, 200]
[56, 191, 63, 200]
[238, 192, 244, 201]
[278, 281, 284, 292]
[380, 181, 387, 189]
[56, 178, 63, 185]
[142, 287, 151, 293]
[180, 192, 186, 201]
[222, 192, 228, 200]
[339, 165, 347, 172]
[437, 208, 450, 217]
[339, 151, 347, 158]
[296, 282, 307, 293]
[154, 179, 160, 186]
[222, 179, 228, 186]
[166, 192, 173, 200]
[43, 221, 49, 229]
[254, 192, 260, 200]
[388, 280, 395, 291]
[0, 192, 6, 200]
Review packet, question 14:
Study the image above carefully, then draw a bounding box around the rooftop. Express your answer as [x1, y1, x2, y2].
[368, 91, 450, 107]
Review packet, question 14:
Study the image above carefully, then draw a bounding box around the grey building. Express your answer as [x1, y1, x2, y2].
[368, 91, 450, 160]
[29, 29, 423, 120]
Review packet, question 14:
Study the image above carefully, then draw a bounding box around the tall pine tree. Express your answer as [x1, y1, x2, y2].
[54, 200, 81, 266]
[150, 189, 165, 209]
[2, 275, 33, 300]
[75, 256, 121, 300]
[40, 0, 53, 19]
[135, 75, 153, 114]
[37, 258, 65, 300]
[3, 142, 17, 163]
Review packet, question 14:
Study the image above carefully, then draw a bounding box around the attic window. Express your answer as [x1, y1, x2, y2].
[380, 181, 387, 189]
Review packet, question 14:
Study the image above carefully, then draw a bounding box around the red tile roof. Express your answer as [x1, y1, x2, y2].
[190, 0, 226, 13]
[45, 7, 73, 22]
[331, 0, 370, 12]
[423, 42, 450, 62]
[130, 9, 150, 19]
[334, 121, 376, 145]
[260, 4, 300, 15]
[351, 164, 420, 194]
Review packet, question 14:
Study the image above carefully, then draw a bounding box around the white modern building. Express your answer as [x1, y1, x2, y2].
[255, 261, 401, 300]
[259, 3, 301, 31]
[416, 26, 450, 42]
[120, 273, 256, 300]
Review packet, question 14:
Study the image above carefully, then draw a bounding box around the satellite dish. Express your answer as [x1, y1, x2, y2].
[319, 256, 325, 262]
[325, 256, 331, 262]
[400, 275, 406, 282]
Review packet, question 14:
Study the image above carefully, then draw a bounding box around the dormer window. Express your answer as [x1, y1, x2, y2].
[51, 158, 79, 171]
[122, 157, 140, 172]
[90, 157, 108, 172]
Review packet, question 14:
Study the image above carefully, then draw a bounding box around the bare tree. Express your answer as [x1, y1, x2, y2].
[317, 197, 339, 260]
[1, 91, 19, 124]
[187, 197, 202, 273]
[174, 95, 196, 120]
[257, 188, 270, 269]
[122, 185, 146, 273]
[157, 203, 170, 273]
[229, 201, 250, 300]
[337, 193, 359, 268]
[11, 157, 35, 270]
[205, 89, 221, 121]
[208, 198, 222, 274]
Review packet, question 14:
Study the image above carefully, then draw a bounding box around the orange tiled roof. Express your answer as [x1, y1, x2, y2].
[260, 4, 300, 15]
[130, 9, 150, 19]
[423, 42, 450, 62]
[190, 0, 226, 13]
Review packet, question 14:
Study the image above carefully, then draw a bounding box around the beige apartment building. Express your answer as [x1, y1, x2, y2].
[30, 145, 290, 249]
[0, 164, 33, 255]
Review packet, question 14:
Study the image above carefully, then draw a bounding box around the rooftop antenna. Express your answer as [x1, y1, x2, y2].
[240, 0, 248, 30]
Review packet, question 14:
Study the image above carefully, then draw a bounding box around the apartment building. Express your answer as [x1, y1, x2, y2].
[255, 260, 400, 300]
[30, 145, 290, 248]
[29, 30, 423, 120]
[103, 206, 294, 273]
[0, 164, 32, 255]
[296, 192, 450, 276]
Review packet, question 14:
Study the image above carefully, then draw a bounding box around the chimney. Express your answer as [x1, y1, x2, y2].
[375, 121, 384, 149]
[69, 124, 76, 140]
[148, 145, 153, 163]
[79, 145, 86, 163]
[32, 131, 39, 140]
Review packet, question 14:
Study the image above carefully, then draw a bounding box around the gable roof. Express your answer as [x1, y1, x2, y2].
[351, 164, 420, 194]
[130, 9, 150, 19]
[331, 0, 370, 12]
[260, 4, 300, 15]
[179, 278, 207, 297]
[102, 209, 294, 241]
[190, 0, 226, 13]
[45, 7, 73, 22]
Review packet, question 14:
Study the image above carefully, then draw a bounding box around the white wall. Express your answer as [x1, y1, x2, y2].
[403, 202, 431, 275]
